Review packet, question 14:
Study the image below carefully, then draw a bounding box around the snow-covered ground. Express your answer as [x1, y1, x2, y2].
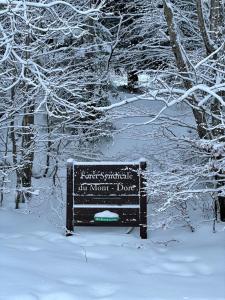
[0, 209, 224, 300]
[1, 77, 224, 300]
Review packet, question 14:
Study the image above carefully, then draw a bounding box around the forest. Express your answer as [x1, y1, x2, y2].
[0, 1, 224, 299]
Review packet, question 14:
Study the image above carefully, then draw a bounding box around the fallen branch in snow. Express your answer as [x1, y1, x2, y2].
[151, 239, 180, 247]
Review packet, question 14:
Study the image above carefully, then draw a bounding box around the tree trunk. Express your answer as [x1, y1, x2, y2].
[43, 113, 52, 177]
[127, 70, 138, 91]
[163, 0, 209, 139]
[210, 0, 224, 44]
[9, 86, 23, 208]
[11, 123, 22, 208]
[0, 127, 9, 206]
[21, 102, 35, 201]
[209, 0, 225, 221]
[20, 31, 35, 202]
[196, 0, 215, 55]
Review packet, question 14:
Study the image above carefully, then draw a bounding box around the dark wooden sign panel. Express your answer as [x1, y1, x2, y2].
[66, 160, 147, 239]
[74, 164, 140, 196]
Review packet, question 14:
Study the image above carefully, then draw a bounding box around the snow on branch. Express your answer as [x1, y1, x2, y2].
[194, 42, 225, 70]
[169, 84, 225, 107]
[0, 0, 104, 15]
[94, 83, 225, 115]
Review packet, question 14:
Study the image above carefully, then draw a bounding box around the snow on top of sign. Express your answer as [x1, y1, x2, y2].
[94, 210, 119, 218]
[67, 158, 74, 163]
[138, 157, 147, 162]
[74, 204, 140, 208]
[70, 160, 144, 165]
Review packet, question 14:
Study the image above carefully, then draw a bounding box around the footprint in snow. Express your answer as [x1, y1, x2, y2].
[139, 262, 194, 277]
[6, 294, 38, 300]
[139, 265, 163, 275]
[165, 255, 211, 276]
[194, 263, 212, 276]
[161, 262, 194, 277]
[40, 292, 77, 300]
[5, 244, 41, 252]
[0, 233, 23, 239]
[168, 255, 198, 263]
[68, 237, 95, 246]
[90, 283, 119, 298]
[33, 231, 47, 237]
[60, 277, 84, 286]
[77, 250, 109, 260]
[34, 231, 64, 242]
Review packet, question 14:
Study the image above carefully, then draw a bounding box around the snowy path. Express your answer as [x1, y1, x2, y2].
[101, 82, 194, 164]
[1, 209, 224, 300]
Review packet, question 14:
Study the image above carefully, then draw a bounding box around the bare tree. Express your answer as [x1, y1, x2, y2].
[0, 0, 112, 208]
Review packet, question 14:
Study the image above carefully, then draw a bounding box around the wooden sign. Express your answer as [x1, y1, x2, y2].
[66, 160, 147, 239]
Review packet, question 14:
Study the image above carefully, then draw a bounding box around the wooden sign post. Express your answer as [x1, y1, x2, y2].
[66, 160, 147, 239]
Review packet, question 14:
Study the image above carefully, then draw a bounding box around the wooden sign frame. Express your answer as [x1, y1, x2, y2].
[66, 160, 147, 239]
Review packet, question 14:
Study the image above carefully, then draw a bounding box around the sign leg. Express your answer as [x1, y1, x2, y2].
[140, 161, 147, 239]
[140, 224, 147, 239]
[66, 161, 74, 236]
